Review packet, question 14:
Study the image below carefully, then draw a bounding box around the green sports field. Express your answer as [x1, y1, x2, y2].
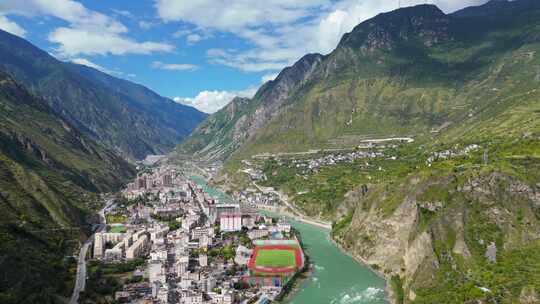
[254, 249, 296, 268]
[109, 225, 127, 233]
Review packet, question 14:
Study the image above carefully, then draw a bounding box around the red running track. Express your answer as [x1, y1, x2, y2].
[248, 245, 303, 274]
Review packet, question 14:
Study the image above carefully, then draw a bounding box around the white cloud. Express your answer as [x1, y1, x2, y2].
[49, 27, 173, 57]
[186, 34, 202, 44]
[155, 0, 329, 30]
[0, 15, 26, 37]
[71, 57, 133, 78]
[172, 27, 213, 45]
[172, 29, 191, 38]
[261, 73, 279, 83]
[112, 9, 133, 19]
[71, 57, 109, 71]
[151, 61, 198, 71]
[0, 0, 174, 57]
[174, 86, 257, 113]
[0, 0, 127, 33]
[206, 48, 298, 72]
[139, 20, 156, 30]
[155, 0, 487, 72]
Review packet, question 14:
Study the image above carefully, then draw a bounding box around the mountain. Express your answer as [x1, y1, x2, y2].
[176, 53, 324, 161]
[0, 71, 135, 303]
[0, 29, 207, 159]
[452, 0, 540, 18]
[178, 1, 540, 162]
[178, 1, 540, 303]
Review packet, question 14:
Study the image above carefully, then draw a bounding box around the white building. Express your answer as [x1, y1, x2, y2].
[220, 213, 242, 232]
[199, 254, 208, 267]
[126, 235, 149, 260]
[176, 255, 190, 276]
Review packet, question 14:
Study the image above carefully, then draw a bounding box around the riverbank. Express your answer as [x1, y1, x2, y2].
[251, 182, 332, 230]
[274, 229, 312, 303]
[250, 180, 390, 302]
[331, 238, 395, 304]
[191, 174, 387, 303]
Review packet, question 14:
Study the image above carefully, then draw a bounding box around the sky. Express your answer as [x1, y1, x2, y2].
[0, 0, 488, 113]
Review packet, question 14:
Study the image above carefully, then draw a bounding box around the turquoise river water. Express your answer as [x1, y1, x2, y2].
[191, 176, 387, 304]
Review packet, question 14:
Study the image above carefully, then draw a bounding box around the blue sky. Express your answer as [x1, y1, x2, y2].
[0, 0, 487, 113]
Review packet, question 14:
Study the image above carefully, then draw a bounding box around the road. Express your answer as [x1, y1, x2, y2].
[69, 199, 114, 304]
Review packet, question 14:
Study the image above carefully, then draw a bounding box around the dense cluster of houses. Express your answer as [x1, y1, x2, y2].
[93, 165, 298, 304]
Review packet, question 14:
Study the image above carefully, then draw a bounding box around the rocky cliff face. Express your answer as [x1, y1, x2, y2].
[177, 54, 324, 161]
[235, 54, 325, 139]
[336, 171, 540, 303]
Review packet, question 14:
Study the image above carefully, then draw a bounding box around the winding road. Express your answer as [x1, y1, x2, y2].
[69, 199, 114, 304]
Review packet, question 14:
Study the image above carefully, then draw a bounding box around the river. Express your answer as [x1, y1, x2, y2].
[190, 176, 387, 304]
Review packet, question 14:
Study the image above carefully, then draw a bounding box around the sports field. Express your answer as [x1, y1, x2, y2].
[109, 224, 126, 233]
[255, 249, 296, 268]
[248, 244, 304, 275]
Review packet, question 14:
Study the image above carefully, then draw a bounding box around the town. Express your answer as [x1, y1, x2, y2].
[90, 165, 305, 304]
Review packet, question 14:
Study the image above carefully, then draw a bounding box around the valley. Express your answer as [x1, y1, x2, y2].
[1, 0, 540, 304]
[75, 161, 386, 304]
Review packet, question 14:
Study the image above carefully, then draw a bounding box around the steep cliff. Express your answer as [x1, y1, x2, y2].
[176, 54, 324, 161]
[335, 164, 540, 303]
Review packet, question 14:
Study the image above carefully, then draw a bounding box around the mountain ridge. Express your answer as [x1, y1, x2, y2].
[0, 70, 136, 303]
[0, 29, 207, 159]
[175, 1, 540, 303]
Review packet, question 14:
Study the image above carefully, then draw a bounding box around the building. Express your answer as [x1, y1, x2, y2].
[104, 247, 123, 261]
[248, 229, 269, 240]
[216, 204, 240, 221]
[242, 215, 255, 229]
[180, 291, 203, 304]
[220, 213, 242, 232]
[126, 235, 149, 260]
[114, 291, 130, 303]
[234, 245, 253, 266]
[162, 174, 173, 187]
[176, 255, 189, 276]
[150, 249, 168, 262]
[201, 277, 216, 293]
[93, 232, 105, 258]
[136, 176, 147, 190]
[191, 227, 210, 240]
[198, 254, 208, 267]
[94, 232, 126, 259]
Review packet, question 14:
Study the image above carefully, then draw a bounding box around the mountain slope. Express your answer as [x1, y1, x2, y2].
[176, 53, 324, 162]
[179, 1, 540, 163]
[179, 1, 540, 303]
[0, 71, 135, 303]
[0, 29, 207, 159]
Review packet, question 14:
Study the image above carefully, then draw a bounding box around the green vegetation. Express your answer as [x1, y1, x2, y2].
[331, 212, 354, 237]
[391, 276, 405, 304]
[254, 249, 297, 268]
[0, 72, 135, 303]
[0, 30, 206, 159]
[81, 259, 146, 303]
[208, 245, 236, 261]
[108, 225, 127, 234]
[105, 214, 127, 224]
[150, 214, 182, 231]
